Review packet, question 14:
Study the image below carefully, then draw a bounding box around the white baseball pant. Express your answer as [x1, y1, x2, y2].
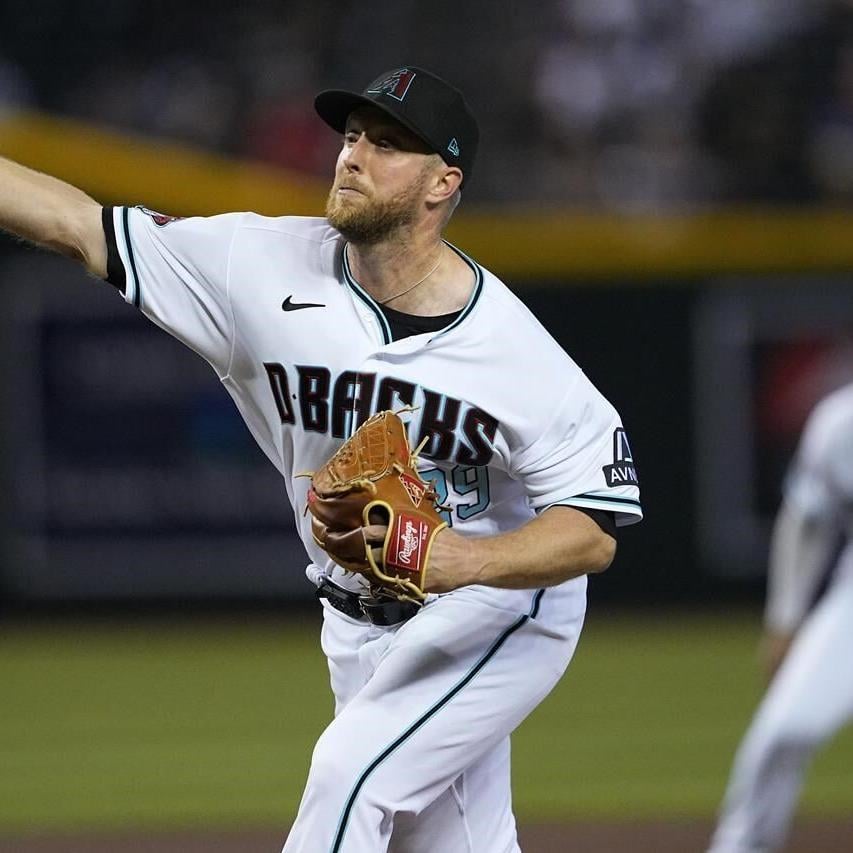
[708, 569, 853, 853]
[281, 581, 586, 853]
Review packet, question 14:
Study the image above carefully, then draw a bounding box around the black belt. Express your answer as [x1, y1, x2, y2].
[316, 578, 420, 626]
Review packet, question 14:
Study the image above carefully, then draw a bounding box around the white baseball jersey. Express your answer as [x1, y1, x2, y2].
[103, 206, 642, 593]
[103, 205, 642, 852]
[784, 382, 853, 539]
[765, 382, 853, 631]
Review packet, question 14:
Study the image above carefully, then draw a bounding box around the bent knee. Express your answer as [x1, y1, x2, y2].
[308, 729, 392, 805]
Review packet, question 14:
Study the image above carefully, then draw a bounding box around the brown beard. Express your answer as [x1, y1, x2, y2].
[326, 170, 429, 245]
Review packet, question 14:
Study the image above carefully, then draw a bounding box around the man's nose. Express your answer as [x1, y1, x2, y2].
[343, 134, 368, 171]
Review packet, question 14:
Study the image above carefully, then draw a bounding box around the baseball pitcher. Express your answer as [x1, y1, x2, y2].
[0, 66, 642, 852]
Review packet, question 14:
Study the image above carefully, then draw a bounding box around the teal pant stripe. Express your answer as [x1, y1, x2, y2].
[329, 602, 539, 852]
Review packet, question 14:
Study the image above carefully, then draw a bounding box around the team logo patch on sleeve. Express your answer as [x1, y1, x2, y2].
[602, 428, 639, 487]
[137, 206, 183, 227]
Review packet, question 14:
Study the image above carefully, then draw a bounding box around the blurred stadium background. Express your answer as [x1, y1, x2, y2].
[1, 1, 853, 850]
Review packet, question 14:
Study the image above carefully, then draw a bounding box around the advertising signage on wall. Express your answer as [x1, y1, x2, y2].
[1, 254, 306, 600]
[693, 280, 853, 578]
[3, 251, 851, 601]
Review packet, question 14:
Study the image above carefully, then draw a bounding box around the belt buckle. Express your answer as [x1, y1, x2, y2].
[317, 578, 420, 627]
[360, 595, 420, 626]
[316, 579, 365, 621]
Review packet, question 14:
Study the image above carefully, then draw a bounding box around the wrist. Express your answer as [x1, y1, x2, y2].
[455, 534, 490, 588]
[426, 528, 485, 592]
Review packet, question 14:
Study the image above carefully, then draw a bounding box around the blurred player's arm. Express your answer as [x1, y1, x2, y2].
[0, 156, 106, 277]
[762, 499, 840, 679]
[424, 505, 616, 592]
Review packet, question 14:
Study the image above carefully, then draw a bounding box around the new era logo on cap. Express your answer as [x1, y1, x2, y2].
[367, 68, 416, 101]
[447, 138, 460, 156]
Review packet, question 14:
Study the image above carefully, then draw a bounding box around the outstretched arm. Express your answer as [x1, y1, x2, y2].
[0, 156, 106, 277]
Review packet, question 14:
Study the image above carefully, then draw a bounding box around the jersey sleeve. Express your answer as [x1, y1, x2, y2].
[765, 390, 853, 631]
[102, 205, 244, 378]
[784, 392, 853, 522]
[509, 371, 642, 527]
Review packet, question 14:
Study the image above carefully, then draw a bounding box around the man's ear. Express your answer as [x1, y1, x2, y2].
[427, 166, 463, 204]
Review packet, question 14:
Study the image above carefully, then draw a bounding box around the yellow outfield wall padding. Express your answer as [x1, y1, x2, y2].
[447, 210, 853, 279]
[3, 110, 853, 280]
[0, 111, 329, 218]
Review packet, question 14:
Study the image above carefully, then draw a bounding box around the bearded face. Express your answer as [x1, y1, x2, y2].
[326, 163, 432, 245]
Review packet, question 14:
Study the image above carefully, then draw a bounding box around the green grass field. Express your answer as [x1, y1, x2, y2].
[1, 608, 852, 835]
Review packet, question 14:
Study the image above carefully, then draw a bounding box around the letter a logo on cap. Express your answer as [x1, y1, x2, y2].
[367, 68, 416, 101]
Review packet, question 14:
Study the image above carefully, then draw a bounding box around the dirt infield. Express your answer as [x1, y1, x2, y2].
[1, 820, 852, 852]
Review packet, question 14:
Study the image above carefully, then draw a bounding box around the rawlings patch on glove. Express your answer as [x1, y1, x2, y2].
[306, 410, 447, 603]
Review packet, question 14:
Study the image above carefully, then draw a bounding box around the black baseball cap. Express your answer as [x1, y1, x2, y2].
[314, 66, 479, 183]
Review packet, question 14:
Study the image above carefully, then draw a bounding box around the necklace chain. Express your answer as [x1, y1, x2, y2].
[371, 248, 444, 306]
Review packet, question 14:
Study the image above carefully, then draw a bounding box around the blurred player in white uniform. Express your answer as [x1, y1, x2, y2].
[0, 66, 641, 851]
[708, 382, 853, 853]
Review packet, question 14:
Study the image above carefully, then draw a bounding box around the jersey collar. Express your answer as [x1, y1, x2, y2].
[428, 244, 483, 343]
[341, 246, 393, 344]
[341, 242, 483, 347]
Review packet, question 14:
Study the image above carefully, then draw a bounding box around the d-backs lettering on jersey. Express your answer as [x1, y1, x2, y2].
[263, 363, 498, 466]
[102, 207, 643, 568]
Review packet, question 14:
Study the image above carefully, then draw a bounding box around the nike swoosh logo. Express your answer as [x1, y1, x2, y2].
[282, 295, 326, 312]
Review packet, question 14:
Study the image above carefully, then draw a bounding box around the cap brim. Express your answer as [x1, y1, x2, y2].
[315, 90, 373, 133]
[314, 89, 439, 156]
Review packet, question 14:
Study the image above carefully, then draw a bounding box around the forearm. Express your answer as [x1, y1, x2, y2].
[764, 501, 839, 632]
[0, 156, 106, 274]
[427, 506, 616, 592]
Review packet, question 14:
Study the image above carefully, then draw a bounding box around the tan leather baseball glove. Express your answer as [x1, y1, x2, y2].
[306, 410, 447, 603]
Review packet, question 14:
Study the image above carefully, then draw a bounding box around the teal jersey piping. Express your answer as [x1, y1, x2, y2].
[329, 587, 545, 852]
[550, 494, 642, 511]
[121, 207, 141, 309]
[341, 245, 392, 344]
[429, 241, 483, 341]
[340, 241, 484, 345]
